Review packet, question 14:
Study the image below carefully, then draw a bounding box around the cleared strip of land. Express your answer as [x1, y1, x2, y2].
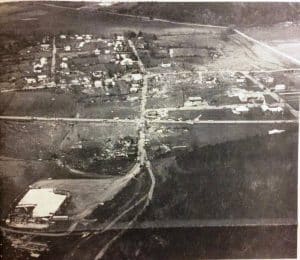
[0, 116, 137, 123]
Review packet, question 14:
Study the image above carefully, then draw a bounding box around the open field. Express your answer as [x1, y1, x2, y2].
[0, 120, 137, 160]
[0, 3, 208, 37]
[31, 178, 124, 217]
[0, 91, 140, 119]
[146, 122, 298, 153]
[167, 107, 295, 121]
[138, 29, 296, 72]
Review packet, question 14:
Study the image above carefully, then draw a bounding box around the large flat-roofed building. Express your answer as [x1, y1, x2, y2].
[6, 188, 70, 230]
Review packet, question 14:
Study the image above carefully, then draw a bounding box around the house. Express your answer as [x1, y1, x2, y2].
[261, 104, 284, 113]
[131, 73, 143, 83]
[232, 105, 249, 114]
[71, 79, 80, 85]
[130, 87, 138, 93]
[37, 75, 47, 82]
[236, 77, 246, 83]
[120, 58, 133, 66]
[161, 63, 171, 68]
[64, 46, 71, 52]
[94, 49, 101, 55]
[116, 35, 125, 41]
[188, 96, 202, 102]
[94, 80, 103, 88]
[40, 44, 50, 51]
[40, 57, 47, 66]
[60, 62, 68, 69]
[25, 77, 36, 84]
[131, 83, 140, 89]
[104, 78, 115, 87]
[266, 76, 274, 84]
[274, 84, 286, 92]
[77, 42, 85, 49]
[268, 129, 285, 135]
[92, 71, 103, 79]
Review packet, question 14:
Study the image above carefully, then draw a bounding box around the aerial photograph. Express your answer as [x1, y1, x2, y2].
[0, 1, 299, 259]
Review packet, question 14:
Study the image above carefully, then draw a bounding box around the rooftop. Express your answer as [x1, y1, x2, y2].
[17, 188, 67, 218]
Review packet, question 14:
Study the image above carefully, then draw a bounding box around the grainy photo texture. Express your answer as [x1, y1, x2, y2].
[0, 1, 298, 259]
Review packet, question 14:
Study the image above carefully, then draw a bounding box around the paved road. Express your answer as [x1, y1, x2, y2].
[0, 84, 57, 93]
[0, 115, 137, 124]
[150, 119, 298, 124]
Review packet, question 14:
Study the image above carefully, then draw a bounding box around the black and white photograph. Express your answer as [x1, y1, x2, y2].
[0, 1, 299, 259]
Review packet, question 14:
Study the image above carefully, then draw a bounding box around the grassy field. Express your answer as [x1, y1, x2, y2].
[0, 90, 140, 119]
[147, 122, 298, 153]
[0, 120, 137, 159]
[168, 107, 295, 121]
[31, 178, 122, 216]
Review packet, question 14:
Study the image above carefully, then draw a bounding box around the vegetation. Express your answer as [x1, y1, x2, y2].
[145, 129, 298, 220]
[112, 3, 300, 27]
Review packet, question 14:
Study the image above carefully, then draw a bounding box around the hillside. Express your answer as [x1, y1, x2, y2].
[109, 3, 300, 27]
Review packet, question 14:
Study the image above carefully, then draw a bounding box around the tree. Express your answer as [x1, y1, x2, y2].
[124, 30, 136, 39]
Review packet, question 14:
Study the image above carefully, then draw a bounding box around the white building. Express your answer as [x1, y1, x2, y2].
[94, 49, 101, 55]
[94, 80, 103, 88]
[25, 78, 36, 84]
[6, 188, 69, 230]
[130, 87, 138, 93]
[120, 58, 133, 66]
[64, 45, 71, 52]
[161, 63, 171, 68]
[268, 129, 286, 135]
[131, 73, 143, 82]
[261, 104, 284, 113]
[274, 84, 286, 92]
[232, 105, 249, 114]
[37, 75, 47, 82]
[60, 62, 68, 69]
[116, 35, 125, 41]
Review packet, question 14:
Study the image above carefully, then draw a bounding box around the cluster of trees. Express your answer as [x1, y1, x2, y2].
[112, 3, 300, 27]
